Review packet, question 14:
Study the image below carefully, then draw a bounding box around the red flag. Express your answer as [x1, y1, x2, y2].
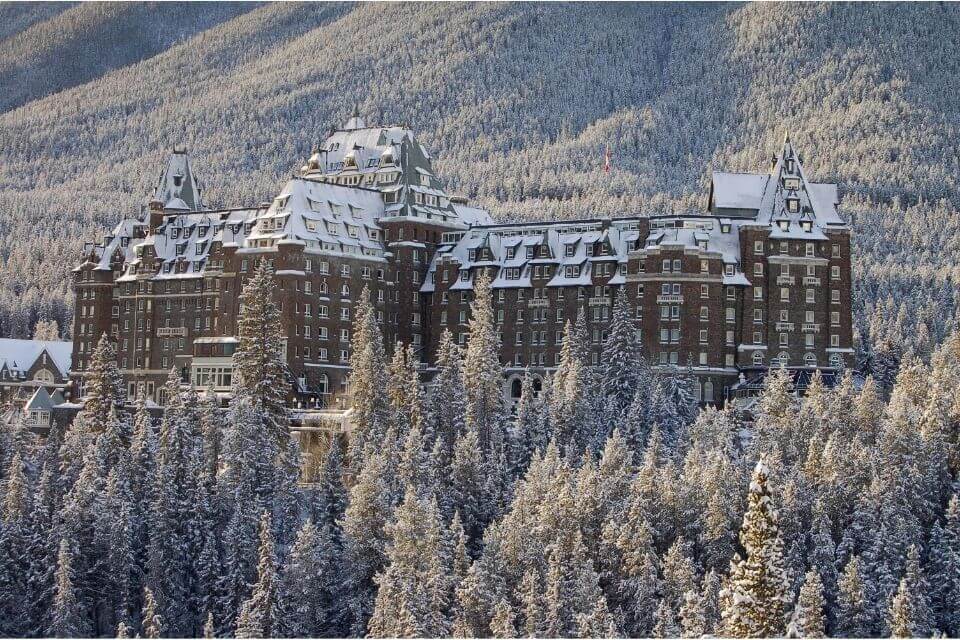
[604, 145, 611, 173]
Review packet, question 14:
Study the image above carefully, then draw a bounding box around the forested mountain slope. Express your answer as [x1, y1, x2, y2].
[0, 2, 957, 363]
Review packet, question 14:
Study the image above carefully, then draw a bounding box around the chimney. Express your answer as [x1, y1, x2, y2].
[148, 198, 165, 233]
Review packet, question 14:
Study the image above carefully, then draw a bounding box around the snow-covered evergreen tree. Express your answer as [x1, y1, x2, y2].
[788, 569, 827, 638]
[720, 460, 792, 637]
[236, 511, 281, 639]
[462, 271, 504, 454]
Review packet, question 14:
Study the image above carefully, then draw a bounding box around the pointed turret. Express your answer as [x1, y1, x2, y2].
[151, 148, 204, 212]
[343, 106, 366, 131]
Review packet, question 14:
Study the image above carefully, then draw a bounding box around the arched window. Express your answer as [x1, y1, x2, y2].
[752, 351, 764, 366]
[318, 280, 328, 294]
[532, 377, 543, 395]
[510, 378, 523, 399]
[830, 353, 843, 368]
[33, 368, 54, 384]
[341, 284, 350, 297]
[777, 352, 790, 366]
[317, 374, 329, 395]
[703, 381, 715, 403]
[804, 353, 817, 367]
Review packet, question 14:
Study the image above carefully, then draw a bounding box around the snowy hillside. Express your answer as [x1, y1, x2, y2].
[0, 2, 958, 362]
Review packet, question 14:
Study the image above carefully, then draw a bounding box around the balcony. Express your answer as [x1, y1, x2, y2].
[156, 327, 187, 337]
[802, 323, 821, 333]
[588, 296, 612, 306]
[528, 298, 549, 308]
[775, 322, 795, 331]
[803, 276, 821, 286]
[656, 294, 684, 304]
[776, 275, 795, 285]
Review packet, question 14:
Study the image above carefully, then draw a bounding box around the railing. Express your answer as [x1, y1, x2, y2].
[803, 277, 821, 285]
[802, 323, 821, 333]
[528, 298, 549, 308]
[656, 294, 684, 304]
[588, 297, 612, 306]
[776, 276, 795, 285]
[156, 327, 187, 337]
[775, 322, 795, 331]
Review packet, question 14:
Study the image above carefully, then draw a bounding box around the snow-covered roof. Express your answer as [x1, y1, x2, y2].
[422, 219, 642, 292]
[25, 387, 54, 412]
[710, 136, 845, 238]
[243, 179, 388, 261]
[152, 149, 204, 211]
[0, 338, 72, 378]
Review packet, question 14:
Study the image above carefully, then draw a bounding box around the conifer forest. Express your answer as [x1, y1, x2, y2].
[2, 2, 960, 639]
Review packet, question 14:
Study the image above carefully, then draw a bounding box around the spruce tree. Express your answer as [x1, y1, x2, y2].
[836, 556, 872, 637]
[425, 329, 467, 466]
[462, 270, 504, 454]
[490, 598, 518, 638]
[720, 460, 792, 637]
[889, 577, 917, 638]
[142, 586, 163, 639]
[600, 288, 643, 422]
[788, 569, 827, 638]
[79, 332, 126, 434]
[347, 285, 391, 464]
[49, 538, 89, 637]
[236, 511, 281, 639]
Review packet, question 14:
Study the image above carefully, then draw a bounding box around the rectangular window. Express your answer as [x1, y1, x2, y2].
[701, 284, 709, 298]
[699, 352, 707, 365]
[831, 289, 840, 303]
[754, 262, 764, 276]
[831, 266, 840, 280]
[832, 244, 841, 258]
[831, 334, 840, 347]
[806, 289, 815, 303]
[725, 330, 734, 345]
[700, 306, 709, 320]
[726, 308, 735, 322]
[754, 309, 763, 322]
[806, 243, 815, 257]
[754, 240, 764, 255]
[780, 288, 789, 302]
[805, 310, 814, 323]
[754, 287, 763, 301]
[780, 333, 788, 346]
[831, 311, 840, 326]
[805, 333, 815, 347]
[753, 331, 762, 344]
[699, 329, 707, 343]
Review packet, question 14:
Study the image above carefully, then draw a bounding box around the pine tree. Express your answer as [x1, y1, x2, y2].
[347, 285, 391, 464]
[462, 270, 504, 454]
[450, 428, 487, 547]
[490, 598, 518, 638]
[889, 577, 917, 638]
[142, 586, 163, 639]
[600, 288, 643, 422]
[232, 258, 290, 451]
[340, 450, 391, 636]
[788, 569, 826, 638]
[236, 511, 281, 639]
[836, 556, 872, 637]
[78, 332, 126, 434]
[425, 329, 467, 467]
[550, 318, 592, 452]
[369, 490, 451, 637]
[653, 597, 680, 638]
[278, 520, 336, 637]
[679, 589, 708, 638]
[49, 538, 88, 637]
[720, 460, 792, 637]
[600, 495, 660, 636]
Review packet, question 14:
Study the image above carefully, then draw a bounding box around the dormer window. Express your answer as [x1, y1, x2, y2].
[778, 220, 789, 231]
[784, 177, 800, 190]
[786, 198, 799, 213]
[506, 247, 515, 260]
[725, 264, 734, 276]
[565, 244, 576, 257]
[173, 174, 183, 188]
[721, 224, 731, 233]
[786, 159, 795, 173]
[801, 221, 812, 232]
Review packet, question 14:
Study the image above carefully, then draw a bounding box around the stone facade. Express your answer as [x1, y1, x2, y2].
[69, 121, 853, 411]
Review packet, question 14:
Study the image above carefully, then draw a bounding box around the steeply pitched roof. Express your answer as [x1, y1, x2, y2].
[25, 386, 53, 412]
[0, 338, 72, 377]
[152, 149, 204, 211]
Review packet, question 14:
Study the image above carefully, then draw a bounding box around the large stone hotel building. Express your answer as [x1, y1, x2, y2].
[69, 116, 853, 413]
